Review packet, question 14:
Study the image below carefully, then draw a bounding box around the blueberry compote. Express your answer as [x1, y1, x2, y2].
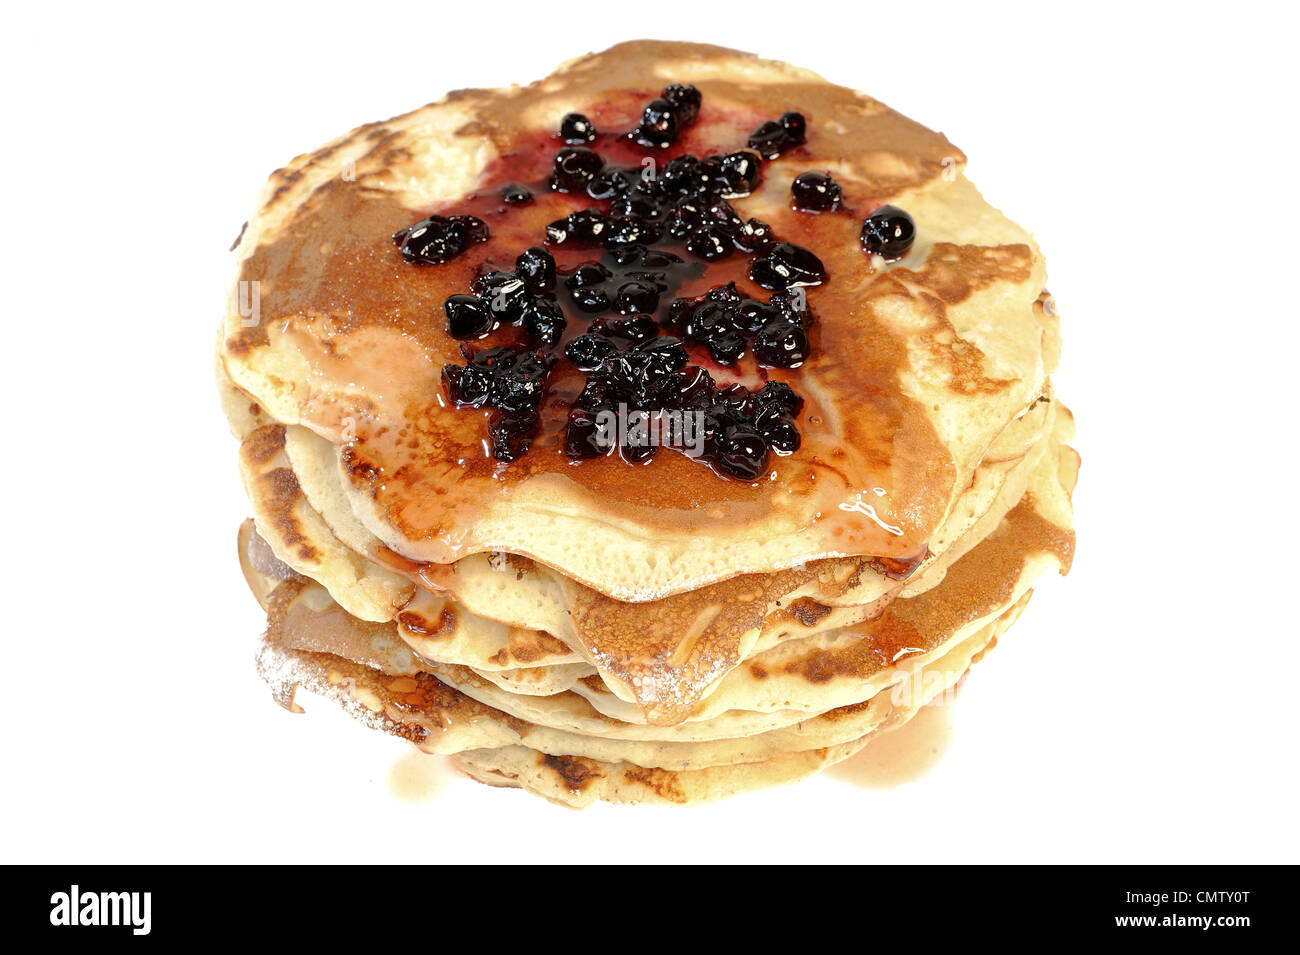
[393, 84, 863, 480]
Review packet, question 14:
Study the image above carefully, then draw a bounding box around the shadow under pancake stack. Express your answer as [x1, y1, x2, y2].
[217, 42, 1077, 807]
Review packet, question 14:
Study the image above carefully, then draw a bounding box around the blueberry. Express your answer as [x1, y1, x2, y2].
[608, 191, 663, 221]
[444, 294, 495, 339]
[515, 245, 556, 293]
[564, 404, 613, 458]
[714, 151, 761, 197]
[488, 408, 540, 461]
[566, 334, 618, 370]
[393, 215, 489, 264]
[586, 168, 632, 200]
[567, 262, 612, 287]
[699, 197, 739, 230]
[860, 205, 916, 259]
[604, 216, 662, 247]
[683, 300, 738, 341]
[747, 121, 786, 160]
[660, 155, 705, 196]
[732, 299, 782, 333]
[442, 362, 490, 406]
[634, 98, 678, 148]
[521, 299, 566, 348]
[706, 331, 746, 364]
[758, 415, 800, 453]
[780, 111, 807, 143]
[559, 112, 598, 143]
[754, 321, 810, 367]
[569, 286, 611, 313]
[499, 183, 532, 204]
[735, 217, 775, 253]
[620, 437, 658, 464]
[551, 147, 604, 192]
[685, 224, 734, 261]
[614, 280, 660, 315]
[607, 316, 660, 343]
[750, 242, 827, 289]
[489, 352, 556, 412]
[546, 209, 610, 245]
[753, 381, 805, 418]
[747, 111, 807, 160]
[667, 196, 707, 238]
[791, 171, 842, 212]
[471, 271, 529, 322]
[651, 365, 714, 408]
[715, 424, 769, 479]
[662, 84, 701, 124]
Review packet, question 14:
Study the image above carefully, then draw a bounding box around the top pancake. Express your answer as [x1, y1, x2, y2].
[219, 41, 1055, 600]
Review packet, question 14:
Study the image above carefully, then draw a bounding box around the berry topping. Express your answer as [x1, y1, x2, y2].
[471, 271, 530, 323]
[444, 294, 495, 339]
[685, 224, 734, 262]
[631, 85, 702, 148]
[393, 214, 488, 265]
[668, 282, 814, 368]
[499, 183, 533, 204]
[613, 280, 660, 315]
[586, 168, 633, 201]
[515, 245, 556, 293]
[559, 112, 598, 143]
[749, 242, 827, 289]
[442, 346, 557, 459]
[662, 84, 702, 124]
[487, 408, 541, 462]
[408, 82, 825, 476]
[551, 146, 604, 192]
[734, 217, 775, 253]
[860, 205, 916, 260]
[442, 347, 555, 411]
[520, 299, 566, 348]
[747, 111, 808, 159]
[713, 151, 762, 197]
[790, 171, 842, 212]
[546, 208, 611, 245]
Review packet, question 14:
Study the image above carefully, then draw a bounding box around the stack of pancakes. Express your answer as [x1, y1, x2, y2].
[217, 42, 1077, 807]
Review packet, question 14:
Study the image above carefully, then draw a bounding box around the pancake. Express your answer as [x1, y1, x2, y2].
[218, 41, 1077, 805]
[219, 40, 1054, 601]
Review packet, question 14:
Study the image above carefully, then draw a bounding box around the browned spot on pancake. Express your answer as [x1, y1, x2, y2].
[505, 553, 536, 579]
[340, 444, 384, 484]
[868, 551, 928, 580]
[579, 674, 608, 694]
[540, 753, 603, 793]
[259, 467, 317, 562]
[789, 598, 832, 628]
[816, 698, 875, 723]
[506, 628, 572, 664]
[623, 765, 687, 803]
[749, 662, 769, 680]
[241, 423, 286, 465]
[397, 605, 457, 639]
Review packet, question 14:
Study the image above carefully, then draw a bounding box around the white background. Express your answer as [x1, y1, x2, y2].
[3, 1, 1296, 864]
